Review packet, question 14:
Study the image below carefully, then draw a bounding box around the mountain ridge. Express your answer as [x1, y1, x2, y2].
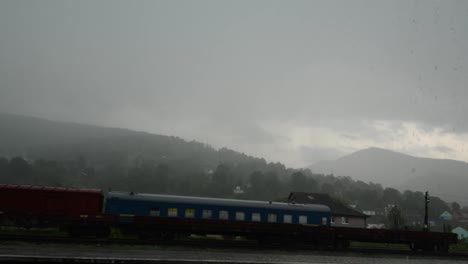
[1, 113, 466, 204]
[310, 147, 468, 204]
[0, 112, 278, 175]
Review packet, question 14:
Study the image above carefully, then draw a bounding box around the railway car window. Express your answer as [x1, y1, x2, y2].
[149, 208, 160, 216]
[219, 210, 229, 220]
[330, 216, 335, 223]
[299, 215, 307, 224]
[168, 208, 178, 217]
[251, 212, 261, 222]
[202, 209, 212, 218]
[185, 208, 195, 218]
[322, 217, 327, 225]
[235, 212, 245, 221]
[283, 214, 292, 223]
[341, 216, 349, 224]
[267, 213, 277, 223]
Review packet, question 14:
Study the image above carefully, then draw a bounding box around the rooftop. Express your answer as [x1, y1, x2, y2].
[287, 192, 367, 218]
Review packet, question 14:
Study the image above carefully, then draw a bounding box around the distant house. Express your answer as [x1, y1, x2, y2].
[452, 227, 468, 241]
[405, 212, 424, 226]
[287, 192, 368, 228]
[362, 210, 376, 216]
[232, 186, 244, 195]
[439, 211, 453, 221]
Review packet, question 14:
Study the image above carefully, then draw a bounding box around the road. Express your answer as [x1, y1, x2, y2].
[0, 242, 466, 263]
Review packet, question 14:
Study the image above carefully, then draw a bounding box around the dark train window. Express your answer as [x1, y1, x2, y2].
[299, 215, 307, 224]
[185, 208, 195, 218]
[168, 208, 178, 217]
[267, 213, 277, 223]
[219, 210, 229, 220]
[251, 212, 261, 222]
[235, 211, 245, 221]
[202, 209, 212, 218]
[149, 208, 160, 216]
[283, 214, 292, 223]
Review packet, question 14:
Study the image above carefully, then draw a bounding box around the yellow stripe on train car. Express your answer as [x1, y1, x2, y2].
[119, 214, 135, 217]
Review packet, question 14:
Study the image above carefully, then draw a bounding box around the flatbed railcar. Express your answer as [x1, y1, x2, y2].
[0, 184, 458, 252]
[329, 226, 457, 252]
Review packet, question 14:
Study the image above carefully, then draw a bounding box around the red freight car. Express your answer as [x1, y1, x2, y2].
[0, 184, 104, 222]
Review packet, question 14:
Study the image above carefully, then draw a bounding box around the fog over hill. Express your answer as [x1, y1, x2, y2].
[310, 147, 468, 204]
[2, 1, 468, 169]
[0, 113, 281, 175]
[1, 113, 466, 207]
[0, 113, 135, 152]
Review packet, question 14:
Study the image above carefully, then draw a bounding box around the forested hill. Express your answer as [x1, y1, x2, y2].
[0, 113, 135, 151]
[0, 113, 289, 187]
[0, 113, 459, 222]
[0, 113, 282, 169]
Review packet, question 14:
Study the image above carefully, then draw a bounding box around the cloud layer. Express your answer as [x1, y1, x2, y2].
[1, 0, 467, 167]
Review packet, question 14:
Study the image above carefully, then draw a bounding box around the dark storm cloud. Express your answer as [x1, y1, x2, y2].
[0, 0, 467, 166]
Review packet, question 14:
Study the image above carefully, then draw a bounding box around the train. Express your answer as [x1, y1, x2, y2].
[0, 184, 458, 252]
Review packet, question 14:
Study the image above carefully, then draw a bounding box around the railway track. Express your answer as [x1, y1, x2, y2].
[1, 233, 467, 259]
[0, 234, 260, 248]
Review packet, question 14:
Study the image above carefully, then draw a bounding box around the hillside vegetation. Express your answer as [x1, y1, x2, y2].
[0, 113, 460, 228]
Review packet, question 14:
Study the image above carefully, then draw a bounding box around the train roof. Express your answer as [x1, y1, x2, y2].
[107, 191, 330, 213]
[0, 184, 102, 194]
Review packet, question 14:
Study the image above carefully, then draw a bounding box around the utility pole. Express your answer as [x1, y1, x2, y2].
[424, 191, 430, 231]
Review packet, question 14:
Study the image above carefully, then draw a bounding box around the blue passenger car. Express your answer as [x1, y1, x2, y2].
[105, 191, 331, 226]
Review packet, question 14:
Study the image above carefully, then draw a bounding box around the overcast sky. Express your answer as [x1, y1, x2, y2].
[1, 0, 467, 167]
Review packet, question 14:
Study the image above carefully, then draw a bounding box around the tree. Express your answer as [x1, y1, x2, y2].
[209, 163, 232, 197]
[321, 183, 335, 195]
[8, 157, 32, 184]
[387, 206, 405, 230]
[32, 159, 66, 186]
[358, 189, 383, 209]
[247, 171, 266, 199]
[452, 202, 461, 213]
[264, 171, 282, 199]
[0, 157, 9, 182]
[401, 191, 425, 216]
[382, 187, 402, 206]
[290, 171, 308, 192]
[155, 163, 170, 193]
[428, 196, 450, 219]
